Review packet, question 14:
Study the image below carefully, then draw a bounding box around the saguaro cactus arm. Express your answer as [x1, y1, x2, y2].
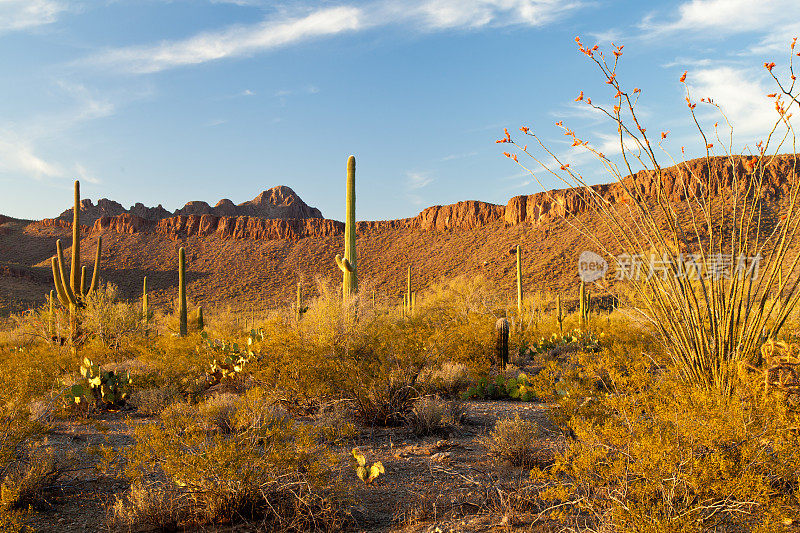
[80, 266, 88, 297]
[54, 240, 78, 306]
[87, 236, 102, 296]
[70, 180, 81, 295]
[335, 254, 354, 273]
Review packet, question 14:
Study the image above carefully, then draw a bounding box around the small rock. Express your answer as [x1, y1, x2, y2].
[429, 452, 451, 463]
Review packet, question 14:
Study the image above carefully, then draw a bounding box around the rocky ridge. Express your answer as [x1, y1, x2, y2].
[54, 155, 798, 241]
[56, 185, 322, 226]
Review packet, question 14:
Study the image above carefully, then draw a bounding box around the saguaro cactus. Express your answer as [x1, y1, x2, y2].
[404, 266, 412, 317]
[335, 155, 358, 300]
[556, 294, 564, 335]
[197, 306, 204, 331]
[178, 247, 187, 337]
[579, 280, 591, 331]
[48, 290, 55, 340]
[295, 281, 308, 321]
[142, 276, 149, 322]
[509, 245, 523, 316]
[495, 318, 510, 369]
[51, 180, 102, 352]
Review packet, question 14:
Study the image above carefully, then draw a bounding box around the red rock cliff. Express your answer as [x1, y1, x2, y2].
[38, 155, 799, 242]
[504, 154, 798, 224]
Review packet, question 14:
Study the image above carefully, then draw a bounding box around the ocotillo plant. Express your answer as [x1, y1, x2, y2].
[335, 155, 358, 300]
[178, 247, 187, 337]
[509, 245, 523, 316]
[495, 318, 510, 369]
[556, 294, 564, 335]
[579, 280, 590, 331]
[51, 180, 102, 352]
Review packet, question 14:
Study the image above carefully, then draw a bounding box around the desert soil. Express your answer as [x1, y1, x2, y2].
[26, 400, 563, 533]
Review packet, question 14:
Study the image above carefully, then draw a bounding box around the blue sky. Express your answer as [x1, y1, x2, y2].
[0, 0, 798, 222]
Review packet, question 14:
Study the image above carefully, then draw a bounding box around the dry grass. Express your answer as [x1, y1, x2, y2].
[407, 395, 466, 436]
[483, 414, 540, 468]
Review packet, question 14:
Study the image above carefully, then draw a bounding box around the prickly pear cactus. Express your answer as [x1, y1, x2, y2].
[68, 357, 131, 408]
[201, 329, 262, 386]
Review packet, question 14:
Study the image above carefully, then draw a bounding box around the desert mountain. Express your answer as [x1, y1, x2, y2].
[1, 155, 797, 316]
[56, 185, 322, 226]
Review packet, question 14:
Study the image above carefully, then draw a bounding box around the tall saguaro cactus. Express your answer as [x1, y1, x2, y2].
[509, 245, 522, 316]
[579, 280, 591, 331]
[51, 180, 102, 352]
[48, 290, 55, 340]
[404, 266, 413, 317]
[495, 318, 510, 369]
[178, 247, 188, 337]
[335, 155, 358, 300]
[556, 294, 564, 335]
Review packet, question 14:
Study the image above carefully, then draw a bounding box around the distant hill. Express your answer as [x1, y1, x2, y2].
[54, 185, 323, 226]
[0, 155, 797, 316]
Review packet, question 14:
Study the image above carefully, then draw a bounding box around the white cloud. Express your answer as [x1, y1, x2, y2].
[641, 0, 798, 36]
[0, 81, 116, 182]
[88, 6, 364, 74]
[748, 23, 800, 54]
[440, 151, 478, 161]
[407, 171, 434, 189]
[0, 133, 61, 180]
[383, 0, 583, 30]
[75, 163, 100, 184]
[0, 0, 65, 34]
[688, 66, 788, 138]
[84, 0, 584, 75]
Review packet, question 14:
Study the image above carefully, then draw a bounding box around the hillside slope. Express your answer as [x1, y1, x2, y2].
[1, 155, 797, 316]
